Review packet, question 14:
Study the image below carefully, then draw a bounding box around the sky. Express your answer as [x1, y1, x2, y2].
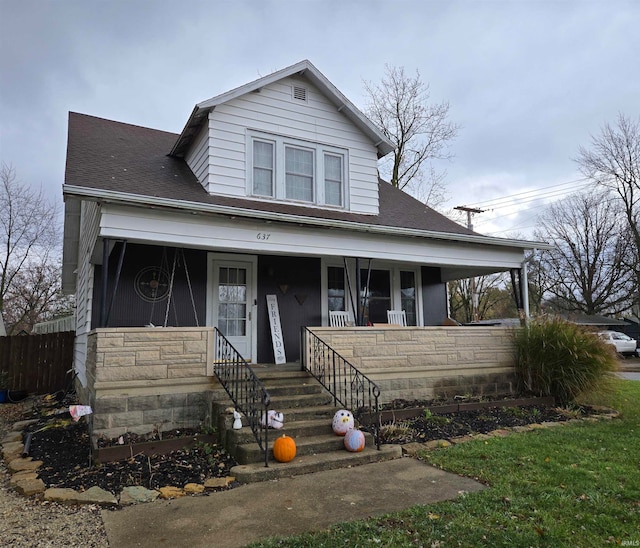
[1, 0, 638, 239]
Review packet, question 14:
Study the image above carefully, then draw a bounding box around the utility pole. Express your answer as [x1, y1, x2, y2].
[454, 206, 485, 322]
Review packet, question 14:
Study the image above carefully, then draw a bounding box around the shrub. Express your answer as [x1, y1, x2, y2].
[512, 317, 618, 405]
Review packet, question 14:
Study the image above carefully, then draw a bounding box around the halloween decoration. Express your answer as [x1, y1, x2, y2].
[232, 410, 243, 430]
[344, 428, 366, 452]
[273, 434, 296, 463]
[332, 409, 354, 436]
[261, 410, 284, 429]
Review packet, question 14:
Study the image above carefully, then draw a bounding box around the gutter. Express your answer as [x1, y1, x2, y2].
[62, 184, 553, 251]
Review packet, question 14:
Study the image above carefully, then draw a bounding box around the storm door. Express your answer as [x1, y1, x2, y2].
[212, 259, 255, 360]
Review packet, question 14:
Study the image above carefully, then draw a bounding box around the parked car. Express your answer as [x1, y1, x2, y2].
[598, 331, 638, 356]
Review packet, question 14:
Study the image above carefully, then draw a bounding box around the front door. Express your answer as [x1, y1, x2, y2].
[210, 257, 256, 361]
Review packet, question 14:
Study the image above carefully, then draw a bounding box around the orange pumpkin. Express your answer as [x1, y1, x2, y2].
[273, 434, 296, 463]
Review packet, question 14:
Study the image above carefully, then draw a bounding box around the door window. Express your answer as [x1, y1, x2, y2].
[218, 267, 247, 337]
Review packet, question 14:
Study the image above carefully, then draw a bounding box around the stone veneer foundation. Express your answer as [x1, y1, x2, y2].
[308, 326, 517, 403]
[76, 327, 221, 441]
[77, 325, 518, 442]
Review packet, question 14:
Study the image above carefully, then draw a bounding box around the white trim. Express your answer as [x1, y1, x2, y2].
[246, 129, 349, 209]
[63, 184, 551, 251]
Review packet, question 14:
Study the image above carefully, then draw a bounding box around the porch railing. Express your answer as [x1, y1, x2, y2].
[301, 327, 381, 449]
[212, 328, 271, 467]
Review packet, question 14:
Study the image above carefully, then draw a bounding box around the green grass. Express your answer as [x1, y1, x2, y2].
[250, 379, 640, 547]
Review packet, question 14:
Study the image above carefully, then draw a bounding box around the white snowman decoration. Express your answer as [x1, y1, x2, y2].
[332, 409, 354, 436]
[232, 410, 243, 430]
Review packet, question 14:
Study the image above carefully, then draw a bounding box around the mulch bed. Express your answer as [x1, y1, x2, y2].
[2, 394, 590, 497]
[1, 396, 239, 496]
[375, 401, 587, 444]
[23, 419, 238, 495]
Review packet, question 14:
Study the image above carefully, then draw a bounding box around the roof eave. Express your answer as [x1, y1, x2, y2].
[62, 184, 552, 251]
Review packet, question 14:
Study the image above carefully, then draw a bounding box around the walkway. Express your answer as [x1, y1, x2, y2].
[101, 457, 485, 548]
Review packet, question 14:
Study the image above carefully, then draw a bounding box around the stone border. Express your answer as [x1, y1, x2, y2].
[0, 418, 235, 506]
[399, 407, 620, 457]
[1, 407, 619, 506]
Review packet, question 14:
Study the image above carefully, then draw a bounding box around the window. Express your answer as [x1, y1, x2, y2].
[218, 267, 247, 337]
[324, 262, 420, 326]
[248, 131, 347, 208]
[253, 140, 274, 196]
[327, 266, 345, 312]
[324, 153, 343, 206]
[360, 269, 391, 324]
[400, 271, 417, 326]
[285, 146, 314, 201]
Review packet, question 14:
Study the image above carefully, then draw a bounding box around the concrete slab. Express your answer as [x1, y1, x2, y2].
[101, 457, 485, 548]
[618, 372, 640, 381]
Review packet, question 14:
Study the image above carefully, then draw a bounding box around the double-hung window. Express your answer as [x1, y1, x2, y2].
[324, 153, 343, 206]
[248, 130, 347, 208]
[252, 140, 274, 197]
[285, 146, 314, 201]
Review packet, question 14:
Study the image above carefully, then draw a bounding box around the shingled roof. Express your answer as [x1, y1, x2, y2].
[64, 112, 476, 237]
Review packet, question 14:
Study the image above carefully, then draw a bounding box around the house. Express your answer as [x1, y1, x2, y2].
[62, 60, 547, 439]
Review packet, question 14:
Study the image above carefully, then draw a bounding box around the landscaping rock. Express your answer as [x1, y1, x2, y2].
[1, 431, 22, 444]
[487, 429, 512, 438]
[12, 475, 46, 496]
[44, 486, 118, 506]
[184, 482, 205, 494]
[158, 486, 185, 499]
[400, 442, 427, 456]
[424, 439, 451, 450]
[12, 419, 38, 431]
[8, 457, 42, 473]
[204, 476, 235, 489]
[119, 486, 159, 505]
[1, 441, 23, 461]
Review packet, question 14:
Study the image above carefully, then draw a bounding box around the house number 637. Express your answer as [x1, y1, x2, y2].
[256, 232, 271, 241]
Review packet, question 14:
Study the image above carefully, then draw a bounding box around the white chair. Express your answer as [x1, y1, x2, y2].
[387, 310, 407, 326]
[329, 311, 350, 327]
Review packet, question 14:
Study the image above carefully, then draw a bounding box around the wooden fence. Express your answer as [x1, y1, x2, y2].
[0, 332, 75, 395]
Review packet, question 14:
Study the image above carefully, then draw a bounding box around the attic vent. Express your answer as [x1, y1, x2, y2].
[292, 85, 307, 102]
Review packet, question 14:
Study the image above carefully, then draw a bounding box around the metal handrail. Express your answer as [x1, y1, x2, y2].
[212, 328, 271, 467]
[301, 327, 381, 449]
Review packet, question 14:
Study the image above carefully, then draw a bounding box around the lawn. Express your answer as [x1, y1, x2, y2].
[250, 379, 640, 547]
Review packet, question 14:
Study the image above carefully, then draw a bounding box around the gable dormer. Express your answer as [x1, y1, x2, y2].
[171, 60, 393, 215]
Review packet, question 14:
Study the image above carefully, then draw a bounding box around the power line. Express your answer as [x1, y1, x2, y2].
[464, 177, 591, 210]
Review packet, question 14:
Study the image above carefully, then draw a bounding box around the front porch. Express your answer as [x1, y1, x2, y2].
[81, 325, 517, 441]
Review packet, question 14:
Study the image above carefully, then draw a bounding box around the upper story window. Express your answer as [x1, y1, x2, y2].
[252, 140, 274, 197]
[248, 130, 348, 208]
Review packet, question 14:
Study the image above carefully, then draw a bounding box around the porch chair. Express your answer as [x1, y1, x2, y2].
[329, 310, 351, 327]
[387, 310, 407, 326]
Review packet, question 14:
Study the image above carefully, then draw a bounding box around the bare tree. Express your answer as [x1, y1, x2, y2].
[0, 163, 61, 332]
[535, 190, 632, 315]
[2, 261, 74, 335]
[576, 114, 640, 313]
[448, 273, 513, 324]
[364, 65, 459, 207]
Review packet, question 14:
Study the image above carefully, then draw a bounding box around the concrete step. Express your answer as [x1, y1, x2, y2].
[235, 431, 375, 464]
[264, 383, 325, 397]
[228, 418, 334, 445]
[230, 444, 402, 483]
[267, 392, 334, 409]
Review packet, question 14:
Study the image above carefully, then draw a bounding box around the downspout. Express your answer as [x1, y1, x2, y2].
[355, 257, 361, 326]
[521, 259, 530, 323]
